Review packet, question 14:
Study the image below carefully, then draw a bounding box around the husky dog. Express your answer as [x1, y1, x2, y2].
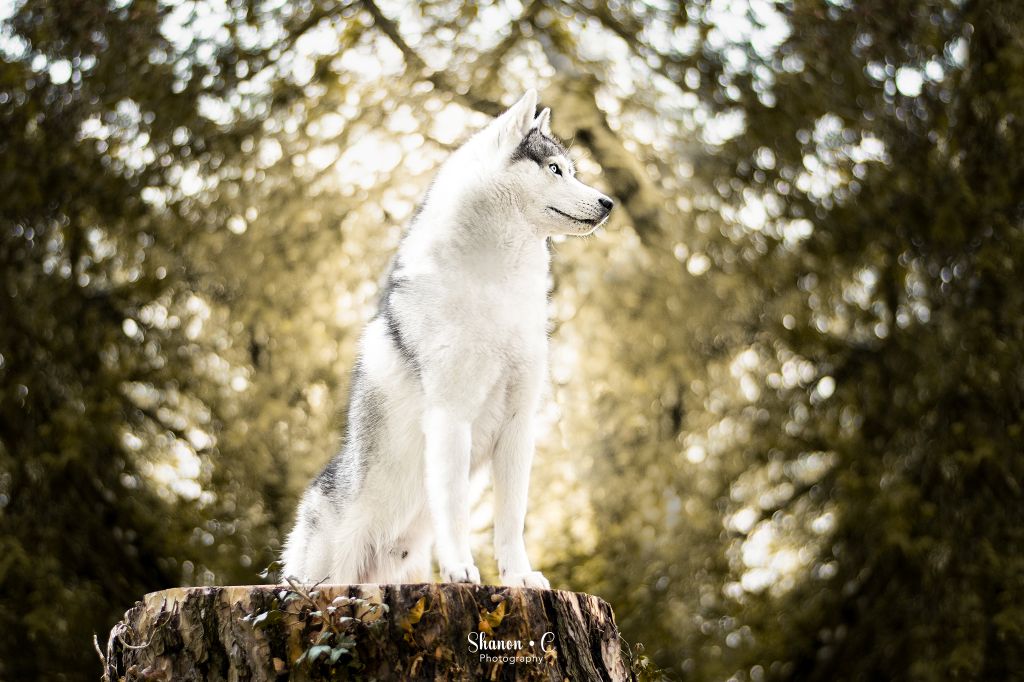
[282, 90, 613, 588]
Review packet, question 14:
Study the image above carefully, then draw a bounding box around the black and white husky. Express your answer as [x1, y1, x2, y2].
[282, 90, 613, 588]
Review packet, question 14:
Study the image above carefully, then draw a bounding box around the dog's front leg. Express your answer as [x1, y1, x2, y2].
[492, 413, 549, 589]
[422, 405, 479, 583]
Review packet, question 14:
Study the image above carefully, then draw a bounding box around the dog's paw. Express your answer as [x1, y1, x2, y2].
[441, 563, 481, 584]
[501, 571, 550, 589]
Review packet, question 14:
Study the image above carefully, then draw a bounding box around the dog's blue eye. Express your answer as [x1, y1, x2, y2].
[548, 163, 562, 176]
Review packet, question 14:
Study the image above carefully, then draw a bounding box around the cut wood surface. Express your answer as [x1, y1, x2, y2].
[104, 583, 634, 681]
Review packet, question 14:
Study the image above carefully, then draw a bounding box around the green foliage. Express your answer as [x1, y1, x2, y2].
[622, 638, 677, 682]
[242, 572, 389, 677]
[1, 1, 1022, 680]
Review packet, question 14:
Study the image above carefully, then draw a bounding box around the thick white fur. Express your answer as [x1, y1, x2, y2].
[282, 90, 613, 588]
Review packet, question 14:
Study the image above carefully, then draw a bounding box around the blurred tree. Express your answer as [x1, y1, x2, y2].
[0, 0, 294, 676]
[700, 1, 1024, 679]
[0, 2, 208, 677]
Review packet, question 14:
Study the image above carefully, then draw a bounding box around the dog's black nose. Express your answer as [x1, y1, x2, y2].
[599, 197, 614, 211]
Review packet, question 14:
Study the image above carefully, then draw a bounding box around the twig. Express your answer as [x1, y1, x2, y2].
[93, 633, 110, 682]
[360, 0, 503, 116]
[113, 622, 154, 650]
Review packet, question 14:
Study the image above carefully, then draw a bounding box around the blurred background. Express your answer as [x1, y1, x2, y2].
[1, 0, 1022, 680]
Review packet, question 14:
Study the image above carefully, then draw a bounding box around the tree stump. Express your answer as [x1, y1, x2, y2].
[104, 583, 634, 681]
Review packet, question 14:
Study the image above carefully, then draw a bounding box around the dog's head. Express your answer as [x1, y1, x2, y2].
[474, 90, 614, 237]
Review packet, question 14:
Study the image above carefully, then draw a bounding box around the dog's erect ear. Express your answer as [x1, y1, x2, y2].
[491, 89, 538, 148]
[533, 107, 552, 136]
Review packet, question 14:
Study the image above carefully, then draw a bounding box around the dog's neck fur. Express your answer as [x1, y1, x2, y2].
[401, 135, 551, 286]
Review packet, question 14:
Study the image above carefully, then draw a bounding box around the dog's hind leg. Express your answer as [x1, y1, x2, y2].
[393, 527, 434, 583]
[360, 508, 434, 583]
[322, 503, 383, 584]
[394, 507, 434, 582]
[282, 493, 343, 583]
[284, 491, 378, 585]
[282, 498, 323, 583]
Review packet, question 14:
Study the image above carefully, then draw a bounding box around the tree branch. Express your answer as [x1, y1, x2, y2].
[360, 0, 503, 115]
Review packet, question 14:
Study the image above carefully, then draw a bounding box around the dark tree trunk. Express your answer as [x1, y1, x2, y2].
[104, 583, 634, 681]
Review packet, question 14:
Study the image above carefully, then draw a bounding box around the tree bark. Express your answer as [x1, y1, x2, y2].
[104, 583, 634, 681]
